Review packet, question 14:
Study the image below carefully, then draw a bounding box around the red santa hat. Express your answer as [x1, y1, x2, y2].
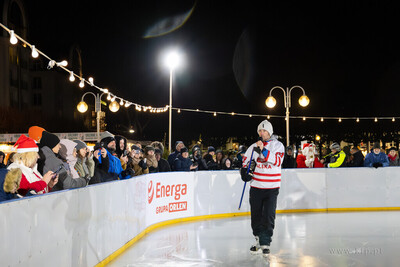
[13, 134, 39, 153]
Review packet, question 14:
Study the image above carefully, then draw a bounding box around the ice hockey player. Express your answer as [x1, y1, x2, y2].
[240, 119, 284, 257]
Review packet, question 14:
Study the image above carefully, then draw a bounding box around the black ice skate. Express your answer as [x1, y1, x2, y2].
[249, 236, 261, 254]
[261, 245, 270, 257]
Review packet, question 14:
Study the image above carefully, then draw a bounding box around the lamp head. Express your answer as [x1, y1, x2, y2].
[265, 96, 277, 108]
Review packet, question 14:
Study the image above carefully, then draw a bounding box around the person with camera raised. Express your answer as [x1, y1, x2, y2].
[129, 145, 149, 176]
[100, 136, 134, 179]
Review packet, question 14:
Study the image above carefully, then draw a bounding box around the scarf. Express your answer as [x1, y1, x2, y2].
[388, 154, 397, 162]
[8, 161, 48, 193]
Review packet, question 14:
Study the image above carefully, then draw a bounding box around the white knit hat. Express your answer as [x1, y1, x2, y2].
[257, 120, 273, 136]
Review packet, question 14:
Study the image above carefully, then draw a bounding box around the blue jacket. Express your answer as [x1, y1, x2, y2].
[174, 154, 194, 171]
[106, 150, 131, 179]
[168, 151, 180, 170]
[364, 152, 389, 167]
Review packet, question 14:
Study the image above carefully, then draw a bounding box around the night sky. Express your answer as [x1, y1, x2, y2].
[22, 1, 400, 144]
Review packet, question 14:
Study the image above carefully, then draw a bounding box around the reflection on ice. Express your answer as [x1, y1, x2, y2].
[110, 212, 400, 267]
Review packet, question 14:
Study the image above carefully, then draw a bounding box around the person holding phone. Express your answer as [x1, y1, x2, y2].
[129, 145, 148, 176]
[7, 134, 58, 196]
[73, 140, 95, 184]
[38, 131, 87, 191]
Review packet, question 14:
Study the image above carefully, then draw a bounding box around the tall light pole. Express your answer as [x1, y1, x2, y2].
[77, 92, 120, 142]
[164, 51, 182, 153]
[265, 85, 310, 147]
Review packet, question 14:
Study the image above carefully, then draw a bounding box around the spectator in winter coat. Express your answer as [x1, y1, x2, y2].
[100, 136, 133, 179]
[9, 134, 58, 196]
[73, 140, 95, 182]
[91, 142, 118, 183]
[144, 145, 158, 173]
[215, 149, 225, 170]
[222, 158, 233, 170]
[387, 147, 400, 166]
[38, 131, 87, 191]
[347, 146, 365, 167]
[115, 135, 129, 170]
[0, 151, 6, 169]
[364, 143, 389, 168]
[232, 145, 246, 169]
[174, 147, 197, 171]
[168, 141, 185, 170]
[0, 168, 22, 202]
[282, 146, 296, 168]
[129, 145, 148, 176]
[59, 139, 80, 179]
[204, 146, 218, 170]
[192, 146, 208, 170]
[155, 148, 171, 172]
[322, 142, 347, 168]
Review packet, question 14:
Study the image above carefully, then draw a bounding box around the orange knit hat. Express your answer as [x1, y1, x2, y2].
[28, 126, 46, 142]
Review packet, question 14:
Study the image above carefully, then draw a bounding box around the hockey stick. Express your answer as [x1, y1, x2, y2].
[238, 149, 255, 210]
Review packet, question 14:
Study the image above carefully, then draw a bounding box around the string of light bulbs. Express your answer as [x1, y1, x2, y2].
[0, 22, 168, 113]
[2, 22, 399, 121]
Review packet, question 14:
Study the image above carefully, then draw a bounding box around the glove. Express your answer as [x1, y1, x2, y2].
[250, 160, 257, 172]
[240, 167, 253, 182]
[253, 146, 261, 154]
[138, 159, 147, 170]
[372, 162, 383, 168]
[121, 168, 135, 177]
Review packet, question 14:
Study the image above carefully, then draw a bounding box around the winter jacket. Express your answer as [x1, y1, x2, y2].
[348, 150, 365, 167]
[129, 157, 149, 176]
[388, 154, 400, 166]
[145, 154, 158, 173]
[327, 151, 347, 168]
[157, 158, 171, 172]
[38, 146, 87, 191]
[8, 162, 49, 196]
[0, 168, 22, 202]
[174, 154, 194, 171]
[74, 157, 95, 179]
[204, 154, 218, 170]
[167, 151, 180, 170]
[364, 152, 389, 167]
[0, 151, 6, 169]
[89, 157, 118, 184]
[282, 154, 296, 168]
[59, 139, 80, 178]
[104, 149, 132, 179]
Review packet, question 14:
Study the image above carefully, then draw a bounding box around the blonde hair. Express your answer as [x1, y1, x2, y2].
[14, 151, 39, 168]
[3, 168, 22, 193]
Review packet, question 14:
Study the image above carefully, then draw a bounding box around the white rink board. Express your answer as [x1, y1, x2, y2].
[1, 167, 400, 266]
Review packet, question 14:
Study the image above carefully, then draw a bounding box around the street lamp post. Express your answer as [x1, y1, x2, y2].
[77, 92, 120, 142]
[265, 85, 310, 147]
[165, 51, 181, 153]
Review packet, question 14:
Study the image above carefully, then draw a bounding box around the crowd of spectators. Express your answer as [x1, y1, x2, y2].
[0, 126, 245, 202]
[282, 141, 398, 169]
[1, 126, 399, 202]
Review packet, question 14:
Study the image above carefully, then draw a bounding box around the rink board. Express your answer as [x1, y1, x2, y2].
[1, 167, 400, 266]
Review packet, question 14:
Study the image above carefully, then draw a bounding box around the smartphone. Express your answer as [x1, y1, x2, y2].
[52, 165, 63, 179]
[123, 150, 128, 156]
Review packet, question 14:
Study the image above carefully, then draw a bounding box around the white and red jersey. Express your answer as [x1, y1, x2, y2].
[242, 136, 285, 189]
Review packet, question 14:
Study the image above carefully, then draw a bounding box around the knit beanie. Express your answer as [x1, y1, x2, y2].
[40, 131, 60, 149]
[257, 120, 273, 136]
[144, 145, 155, 154]
[28, 126, 45, 142]
[73, 140, 87, 151]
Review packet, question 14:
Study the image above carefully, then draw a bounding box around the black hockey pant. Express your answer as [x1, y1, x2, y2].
[249, 187, 279, 246]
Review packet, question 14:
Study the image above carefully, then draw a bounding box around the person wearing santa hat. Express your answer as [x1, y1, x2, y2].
[7, 134, 58, 196]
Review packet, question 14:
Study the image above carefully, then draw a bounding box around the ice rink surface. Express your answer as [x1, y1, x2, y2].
[108, 211, 400, 267]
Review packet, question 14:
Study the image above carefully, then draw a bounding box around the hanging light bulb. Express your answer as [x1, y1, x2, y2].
[267, 115, 270, 119]
[31, 45, 39, 58]
[125, 102, 130, 108]
[214, 112, 217, 116]
[9, 30, 18, 44]
[69, 71, 75, 82]
[109, 101, 120, 112]
[103, 88, 109, 93]
[178, 109, 181, 113]
[338, 118, 342, 122]
[231, 112, 235, 116]
[88, 77, 94, 86]
[79, 79, 85, 88]
[249, 114, 252, 118]
[120, 99, 124, 106]
[374, 117, 378, 122]
[58, 60, 68, 67]
[392, 117, 395, 122]
[107, 94, 111, 100]
[303, 117, 306, 121]
[320, 117, 324, 122]
[356, 118, 359, 122]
